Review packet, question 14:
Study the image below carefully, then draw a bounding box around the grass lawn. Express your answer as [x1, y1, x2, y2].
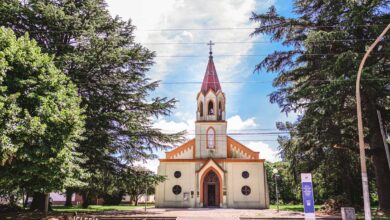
[356, 212, 390, 220]
[0, 205, 154, 219]
[52, 204, 153, 212]
[269, 204, 321, 212]
[269, 204, 390, 220]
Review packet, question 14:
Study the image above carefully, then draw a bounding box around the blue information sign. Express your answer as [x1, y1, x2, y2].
[301, 173, 315, 220]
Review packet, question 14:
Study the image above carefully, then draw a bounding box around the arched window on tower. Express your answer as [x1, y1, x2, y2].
[218, 101, 222, 120]
[208, 101, 214, 115]
[207, 127, 215, 149]
[199, 101, 203, 117]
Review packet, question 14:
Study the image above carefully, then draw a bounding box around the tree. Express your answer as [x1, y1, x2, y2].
[251, 0, 390, 210]
[265, 161, 300, 205]
[123, 166, 166, 206]
[0, 0, 183, 208]
[275, 122, 371, 207]
[0, 27, 84, 211]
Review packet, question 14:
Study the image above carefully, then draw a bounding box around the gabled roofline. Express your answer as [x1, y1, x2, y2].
[196, 89, 225, 100]
[196, 158, 226, 173]
[165, 138, 195, 159]
[227, 136, 260, 159]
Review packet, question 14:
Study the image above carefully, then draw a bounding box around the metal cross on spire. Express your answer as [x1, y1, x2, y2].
[207, 40, 215, 57]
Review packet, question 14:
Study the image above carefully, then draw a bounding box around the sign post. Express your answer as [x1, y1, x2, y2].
[301, 173, 315, 220]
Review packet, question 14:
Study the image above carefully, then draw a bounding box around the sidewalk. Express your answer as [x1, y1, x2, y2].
[130, 207, 341, 220]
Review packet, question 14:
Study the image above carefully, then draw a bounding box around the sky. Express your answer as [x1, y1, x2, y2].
[106, 0, 298, 172]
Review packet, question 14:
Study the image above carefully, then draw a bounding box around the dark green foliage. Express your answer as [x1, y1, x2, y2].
[0, 0, 184, 207]
[0, 27, 84, 200]
[122, 166, 166, 206]
[265, 161, 300, 204]
[251, 0, 390, 210]
[102, 191, 125, 206]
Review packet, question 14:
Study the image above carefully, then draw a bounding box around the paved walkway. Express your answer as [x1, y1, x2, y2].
[131, 207, 341, 220]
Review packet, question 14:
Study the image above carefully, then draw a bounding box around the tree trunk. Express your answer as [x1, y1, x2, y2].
[30, 192, 52, 211]
[371, 150, 390, 211]
[367, 106, 390, 211]
[64, 188, 73, 207]
[9, 194, 16, 206]
[81, 191, 91, 208]
[135, 195, 139, 206]
[23, 192, 29, 208]
[129, 195, 135, 205]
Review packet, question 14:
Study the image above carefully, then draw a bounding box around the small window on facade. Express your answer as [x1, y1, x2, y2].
[218, 101, 222, 120]
[208, 101, 214, 115]
[242, 171, 249, 179]
[241, 185, 251, 196]
[207, 127, 215, 149]
[174, 171, 181, 178]
[199, 102, 203, 117]
[172, 185, 182, 195]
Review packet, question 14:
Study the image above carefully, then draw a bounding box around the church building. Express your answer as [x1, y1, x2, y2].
[155, 47, 269, 209]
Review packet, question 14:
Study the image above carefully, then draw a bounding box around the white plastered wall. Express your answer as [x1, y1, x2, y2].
[156, 162, 197, 208]
[195, 122, 227, 159]
[226, 162, 268, 208]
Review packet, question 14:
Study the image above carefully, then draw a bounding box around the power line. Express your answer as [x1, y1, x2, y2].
[27, 39, 389, 48]
[155, 52, 386, 58]
[49, 52, 386, 59]
[177, 139, 279, 142]
[142, 39, 388, 45]
[159, 78, 390, 85]
[62, 78, 390, 86]
[140, 24, 388, 31]
[170, 133, 289, 136]
[15, 24, 389, 34]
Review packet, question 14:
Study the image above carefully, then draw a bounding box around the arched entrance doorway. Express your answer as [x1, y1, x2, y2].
[203, 170, 220, 207]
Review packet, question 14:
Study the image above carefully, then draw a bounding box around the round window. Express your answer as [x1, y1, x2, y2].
[174, 171, 181, 178]
[172, 185, 182, 195]
[241, 185, 251, 196]
[242, 171, 249, 179]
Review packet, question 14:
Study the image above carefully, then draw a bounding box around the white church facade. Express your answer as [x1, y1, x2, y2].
[155, 49, 269, 209]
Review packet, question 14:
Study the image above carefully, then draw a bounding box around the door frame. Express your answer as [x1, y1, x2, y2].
[201, 168, 222, 207]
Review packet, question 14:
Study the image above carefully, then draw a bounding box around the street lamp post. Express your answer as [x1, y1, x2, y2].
[144, 183, 148, 213]
[356, 23, 390, 220]
[272, 168, 280, 213]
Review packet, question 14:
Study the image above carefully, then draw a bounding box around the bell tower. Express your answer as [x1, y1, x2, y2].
[195, 41, 227, 159]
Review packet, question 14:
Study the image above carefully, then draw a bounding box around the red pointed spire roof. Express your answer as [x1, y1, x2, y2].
[201, 55, 221, 93]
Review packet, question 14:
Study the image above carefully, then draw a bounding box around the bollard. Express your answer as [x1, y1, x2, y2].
[341, 207, 356, 220]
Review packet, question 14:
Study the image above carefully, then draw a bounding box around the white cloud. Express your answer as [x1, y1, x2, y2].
[154, 114, 258, 136]
[247, 141, 280, 162]
[153, 111, 195, 139]
[134, 159, 160, 173]
[106, 0, 275, 83]
[227, 115, 257, 131]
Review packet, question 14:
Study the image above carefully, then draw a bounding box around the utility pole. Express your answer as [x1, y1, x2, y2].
[356, 23, 390, 220]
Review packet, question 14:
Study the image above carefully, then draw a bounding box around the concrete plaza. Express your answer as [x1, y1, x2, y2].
[130, 207, 341, 220]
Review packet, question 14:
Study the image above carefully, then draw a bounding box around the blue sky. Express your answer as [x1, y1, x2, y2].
[106, 0, 298, 172]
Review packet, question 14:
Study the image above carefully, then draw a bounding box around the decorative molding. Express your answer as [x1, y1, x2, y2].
[199, 162, 224, 206]
[165, 139, 195, 159]
[196, 158, 226, 173]
[227, 136, 260, 159]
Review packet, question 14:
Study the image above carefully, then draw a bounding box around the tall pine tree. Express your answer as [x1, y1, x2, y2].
[251, 0, 390, 210]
